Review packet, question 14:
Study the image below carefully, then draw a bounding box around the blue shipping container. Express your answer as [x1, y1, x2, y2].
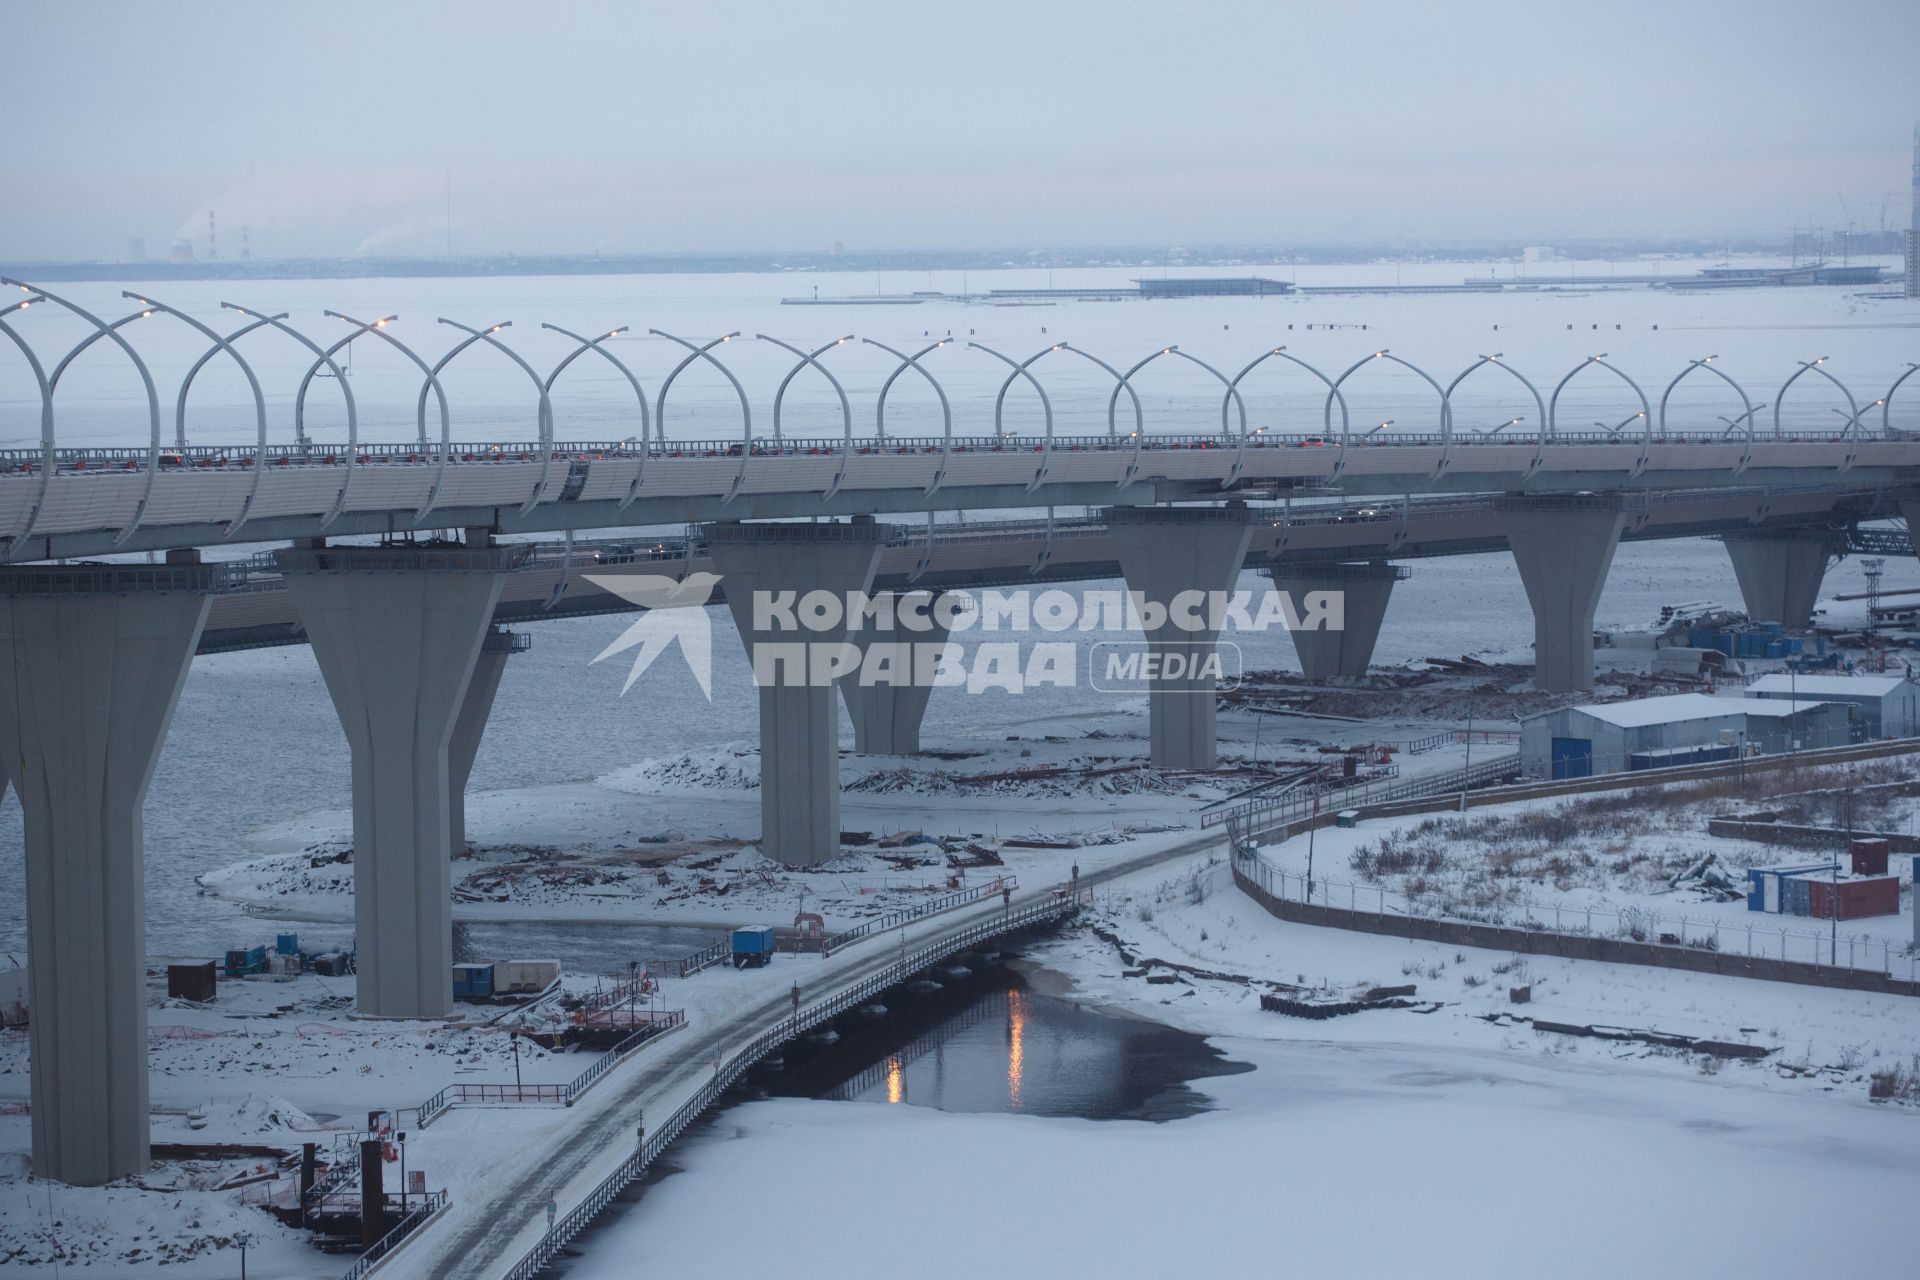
[1783, 876, 1813, 917]
[276, 933, 299, 957]
[732, 926, 776, 955]
[452, 963, 494, 998]
[1748, 864, 1839, 913]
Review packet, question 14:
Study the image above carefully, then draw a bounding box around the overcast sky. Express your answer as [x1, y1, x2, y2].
[4, 0, 1917, 261]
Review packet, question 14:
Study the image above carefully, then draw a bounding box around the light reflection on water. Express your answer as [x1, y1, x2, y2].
[776, 967, 1250, 1122]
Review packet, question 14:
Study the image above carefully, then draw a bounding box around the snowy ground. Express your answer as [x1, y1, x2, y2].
[563, 846, 1920, 1280]
[1, 262, 1917, 1273]
[1252, 760, 1920, 961]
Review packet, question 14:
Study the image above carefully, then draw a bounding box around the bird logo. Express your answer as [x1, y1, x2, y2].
[583, 572, 722, 699]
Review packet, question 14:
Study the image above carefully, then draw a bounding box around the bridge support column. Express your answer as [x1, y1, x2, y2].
[1106, 504, 1255, 770]
[449, 627, 529, 856]
[1268, 561, 1408, 681]
[276, 545, 518, 1018]
[1498, 494, 1627, 693]
[705, 520, 885, 866]
[838, 591, 951, 756]
[0, 564, 216, 1184]
[1721, 531, 1834, 630]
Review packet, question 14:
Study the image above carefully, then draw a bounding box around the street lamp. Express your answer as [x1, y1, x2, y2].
[1478, 416, 1523, 437]
[1362, 419, 1394, 438]
[1596, 411, 1644, 436]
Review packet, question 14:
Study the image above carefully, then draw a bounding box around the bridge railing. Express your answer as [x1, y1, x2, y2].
[0, 425, 1899, 477]
[495, 888, 1085, 1280]
[339, 1190, 450, 1280]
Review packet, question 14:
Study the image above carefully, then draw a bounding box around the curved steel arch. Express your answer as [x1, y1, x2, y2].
[0, 293, 57, 541]
[1323, 350, 1449, 434]
[1548, 354, 1651, 445]
[311, 311, 457, 522]
[1443, 353, 1543, 449]
[651, 330, 746, 443]
[220, 303, 356, 454]
[541, 322, 652, 509]
[1105, 346, 1247, 490]
[5, 278, 165, 546]
[1109, 345, 1249, 431]
[1773, 358, 1861, 443]
[1885, 363, 1920, 435]
[124, 292, 274, 538]
[968, 341, 1058, 493]
[433, 319, 555, 514]
[862, 337, 953, 497]
[869, 338, 951, 442]
[1228, 346, 1347, 486]
[47, 308, 152, 395]
[757, 333, 851, 446]
[1053, 343, 1142, 442]
[1658, 357, 1755, 447]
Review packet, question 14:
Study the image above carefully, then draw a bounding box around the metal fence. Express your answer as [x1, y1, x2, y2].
[412, 1010, 688, 1128]
[339, 1190, 449, 1280]
[1207, 751, 1522, 837]
[1233, 846, 1916, 979]
[497, 888, 1086, 1280]
[819, 877, 1019, 953]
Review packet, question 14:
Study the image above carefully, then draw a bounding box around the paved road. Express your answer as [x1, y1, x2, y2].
[401, 829, 1223, 1279]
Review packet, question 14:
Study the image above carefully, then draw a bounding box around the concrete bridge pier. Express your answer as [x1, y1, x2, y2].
[838, 591, 951, 756]
[1106, 504, 1255, 770]
[449, 627, 530, 856]
[1721, 530, 1834, 630]
[1498, 494, 1627, 693]
[0, 562, 217, 1185]
[275, 544, 516, 1019]
[704, 520, 885, 865]
[1268, 561, 1408, 681]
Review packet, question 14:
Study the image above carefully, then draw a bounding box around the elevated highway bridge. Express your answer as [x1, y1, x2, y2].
[4, 279, 1918, 1191]
[194, 483, 1902, 656]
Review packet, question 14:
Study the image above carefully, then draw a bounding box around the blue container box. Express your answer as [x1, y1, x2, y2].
[276, 933, 299, 957]
[451, 963, 494, 998]
[1782, 876, 1813, 917]
[731, 926, 776, 956]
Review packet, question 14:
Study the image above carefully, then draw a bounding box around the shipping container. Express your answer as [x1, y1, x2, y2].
[275, 933, 300, 957]
[223, 945, 268, 977]
[494, 959, 560, 994]
[452, 962, 495, 999]
[732, 926, 777, 968]
[1746, 863, 1836, 913]
[1850, 839, 1890, 876]
[1806, 875, 1900, 920]
[167, 962, 217, 1003]
[1782, 875, 1814, 917]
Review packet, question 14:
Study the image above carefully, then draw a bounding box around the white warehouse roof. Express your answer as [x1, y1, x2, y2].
[1746, 674, 1912, 698]
[1528, 692, 1830, 729]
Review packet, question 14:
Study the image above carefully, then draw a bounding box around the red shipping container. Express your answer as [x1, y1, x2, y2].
[1850, 838, 1890, 876]
[1807, 875, 1900, 921]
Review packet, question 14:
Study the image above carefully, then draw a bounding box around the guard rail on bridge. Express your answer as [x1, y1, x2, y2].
[1207, 751, 1524, 845]
[495, 887, 1086, 1280]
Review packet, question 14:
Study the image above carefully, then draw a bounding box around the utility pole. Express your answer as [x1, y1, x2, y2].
[1460, 711, 1474, 811]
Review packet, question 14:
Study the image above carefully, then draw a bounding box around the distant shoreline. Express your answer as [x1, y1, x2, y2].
[0, 241, 1846, 285]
